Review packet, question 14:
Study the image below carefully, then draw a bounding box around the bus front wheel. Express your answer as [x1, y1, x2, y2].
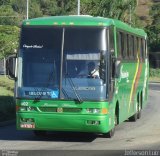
[103, 113, 117, 138]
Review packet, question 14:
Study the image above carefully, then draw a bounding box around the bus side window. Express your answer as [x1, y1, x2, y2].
[120, 32, 125, 59]
[145, 40, 148, 58]
[137, 37, 139, 59]
[143, 39, 146, 59]
[126, 34, 130, 59]
[130, 35, 134, 59]
[134, 36, 137, 59]
[118, 31, 122, 59]
[140, 38, 144, 61]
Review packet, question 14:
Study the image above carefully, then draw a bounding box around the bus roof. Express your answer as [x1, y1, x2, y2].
[23, 15, 147, 37]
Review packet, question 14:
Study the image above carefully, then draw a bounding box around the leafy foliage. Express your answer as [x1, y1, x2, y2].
[81, 0, 138, 25]
[0, 0, 12, 5]
[146, 2, 160, 52]
[0, 5, 21, 25]
[150, 68, 160, 77]
[39, 0, 59, 16]
[0, 26, 20, 59]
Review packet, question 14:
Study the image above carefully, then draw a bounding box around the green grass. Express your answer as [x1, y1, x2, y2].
[149, 77, 160, 82]
[0, 75, 15, 122]
[0, 76, 14, 92]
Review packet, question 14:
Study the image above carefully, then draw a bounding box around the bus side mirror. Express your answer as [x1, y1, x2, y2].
[114, 60, 121, 78]
[6, 55, 17, 80]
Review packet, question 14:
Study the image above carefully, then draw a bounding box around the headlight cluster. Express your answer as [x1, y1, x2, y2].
[19, 106, 36, 111]
[21, 118, 34, 122]
[86, 108, 108, 114]
[86, 108, 101, 114]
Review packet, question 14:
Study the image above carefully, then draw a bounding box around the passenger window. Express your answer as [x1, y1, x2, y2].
[120, 32, 125, 59]
[134, 37, 137, 59]
[126, 34, 130, 58]
[130, 35, 134, 59]
[136, 37, 140, 59]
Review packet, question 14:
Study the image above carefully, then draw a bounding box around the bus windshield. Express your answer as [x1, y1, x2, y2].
[62, 27, 107, 101]
[17, 26, 108, 101]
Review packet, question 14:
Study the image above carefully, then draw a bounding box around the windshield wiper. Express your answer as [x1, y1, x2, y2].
[33, 61, 57, 102]
[62, 87, 70, 99]
[67, 76, 83, 104]
[33, 71, 54, 102]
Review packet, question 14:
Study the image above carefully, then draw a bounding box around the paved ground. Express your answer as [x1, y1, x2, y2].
[0, 84, 160, 155]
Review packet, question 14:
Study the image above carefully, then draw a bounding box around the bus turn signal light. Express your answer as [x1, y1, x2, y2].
[16, 105, 19, 112]
[102, 108, 108, 114]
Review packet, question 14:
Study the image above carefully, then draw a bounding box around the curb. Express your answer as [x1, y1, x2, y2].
[0, 119, 15, 127]
[149, 82, 160, 84]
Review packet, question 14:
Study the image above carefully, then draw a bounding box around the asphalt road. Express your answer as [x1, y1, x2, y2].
[0, 83, 160, 155]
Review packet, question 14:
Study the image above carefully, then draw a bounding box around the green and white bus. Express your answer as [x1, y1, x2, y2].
[6, 16, 149, 137]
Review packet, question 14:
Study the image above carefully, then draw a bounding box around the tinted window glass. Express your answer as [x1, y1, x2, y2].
[18, 27, 62, 99]
[62, 27, 107, 101]
[119, 32, 125, 59]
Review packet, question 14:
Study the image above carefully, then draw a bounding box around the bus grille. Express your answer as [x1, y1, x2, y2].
[39, 107, 57, 112]
[38, 107, 82, 113]
[63, 108, 82, 113]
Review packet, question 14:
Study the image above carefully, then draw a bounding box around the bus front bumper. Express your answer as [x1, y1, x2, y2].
[17, 113, 111, 133]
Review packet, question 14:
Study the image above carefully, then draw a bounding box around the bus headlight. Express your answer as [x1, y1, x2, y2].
[86, 108, 101, 114]
[19, 106, 27, 111]
[27, 106, 36, 111]
[19, 106, 36, 111]
[86, 108, 108, 114]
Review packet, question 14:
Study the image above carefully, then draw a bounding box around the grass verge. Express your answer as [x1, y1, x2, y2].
[149, 77, 160, 82]
[0, 75, 15, 122]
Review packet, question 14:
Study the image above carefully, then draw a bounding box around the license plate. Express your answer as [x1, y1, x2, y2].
[20, 123, 35, 129]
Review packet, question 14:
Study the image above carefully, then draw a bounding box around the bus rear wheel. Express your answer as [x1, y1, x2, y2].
[128, 112, 137, 122]
[128, 100, 139, 122]
[137, 96, 142, 119]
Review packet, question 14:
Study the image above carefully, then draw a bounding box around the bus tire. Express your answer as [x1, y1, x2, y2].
[137, 94, 142, 119]
[129, 100, 139, 122]
[128, 112, 137, 122]
[103, 113, 117, 138]
[129, 94, 140, 122]
[33, 130, 47, 136]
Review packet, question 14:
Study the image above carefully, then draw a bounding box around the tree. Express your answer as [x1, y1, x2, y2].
[12, 0, 43, 19]
[0, 5, 21, 25]
[56, 0, 77, 15]
[39, 0, 58, 16]
[146, 2, 160, 52]
[0, 26, 20, 59]
[12, 0, 26, 19]
[0, 0, 11, 5]
[29, 0, 43, 18]
[81, 0, 138, 25]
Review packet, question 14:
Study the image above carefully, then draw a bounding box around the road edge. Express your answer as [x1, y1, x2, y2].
[149, 81, 160, 84]
[0, 119, 15, 127]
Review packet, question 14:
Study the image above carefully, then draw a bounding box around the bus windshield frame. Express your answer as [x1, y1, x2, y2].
[16, 26, 109, 101]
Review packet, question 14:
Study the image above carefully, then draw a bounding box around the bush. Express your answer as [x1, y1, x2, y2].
[149, 68, 160, 77]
